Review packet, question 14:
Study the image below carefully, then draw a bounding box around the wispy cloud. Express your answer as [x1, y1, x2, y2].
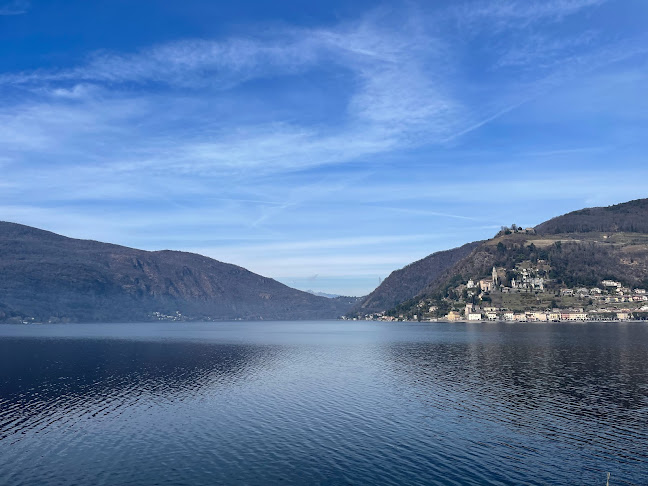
[453, 0, 606, 29]
[204, 233, 449, 254]
[0, 35, 317, 87]
[0, 0, 29, 15]
[494, 31, 598, 70]
[0, 11, 468, 177]
[2, 1, 638, 179]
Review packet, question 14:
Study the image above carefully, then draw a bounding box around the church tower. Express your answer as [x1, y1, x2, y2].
[492, 266, 499, 287]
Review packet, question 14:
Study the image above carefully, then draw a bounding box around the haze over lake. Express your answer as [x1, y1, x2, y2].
[1, 321, 646, 485]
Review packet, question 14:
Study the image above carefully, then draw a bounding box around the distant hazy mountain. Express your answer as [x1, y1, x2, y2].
[0, 222, 357, 323]
[350, 241, 482, 315]
[306, 290, 341, 299]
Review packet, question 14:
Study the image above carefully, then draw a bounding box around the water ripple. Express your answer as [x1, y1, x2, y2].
[0, 321, 647, 485]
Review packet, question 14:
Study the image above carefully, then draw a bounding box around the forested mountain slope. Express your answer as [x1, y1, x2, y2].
[535, 198, 648, 234]
[350, 241, 481, 315]
[0, 222, 356, 323]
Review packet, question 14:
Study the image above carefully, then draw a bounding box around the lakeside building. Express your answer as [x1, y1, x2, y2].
[527, 311, 548, 322]
[368, 308, 648, 322]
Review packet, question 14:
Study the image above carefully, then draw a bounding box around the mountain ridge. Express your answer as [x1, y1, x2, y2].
[0, 221, 357, 323]
[535, 198, 648, 234]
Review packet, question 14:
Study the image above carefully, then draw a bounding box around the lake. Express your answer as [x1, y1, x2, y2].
[0, 321, 647, 485]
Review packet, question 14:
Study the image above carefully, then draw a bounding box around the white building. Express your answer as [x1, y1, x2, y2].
[602, 280, 622, 288]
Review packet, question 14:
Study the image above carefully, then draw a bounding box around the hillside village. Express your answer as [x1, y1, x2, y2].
[357, 268, 648, 322]
[350, 224, 648, 323]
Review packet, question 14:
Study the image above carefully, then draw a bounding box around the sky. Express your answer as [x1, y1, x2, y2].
[1, 0, 647, 296]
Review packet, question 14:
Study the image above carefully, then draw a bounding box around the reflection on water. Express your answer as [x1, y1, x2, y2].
[384, 323, 648, 485]
[0, 321, 646, 485]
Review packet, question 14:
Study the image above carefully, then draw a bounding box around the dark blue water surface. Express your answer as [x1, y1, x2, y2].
[0, 321, 647, 485]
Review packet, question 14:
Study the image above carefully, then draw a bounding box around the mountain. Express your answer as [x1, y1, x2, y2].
[307, 290, 341, 299]
[0, 222, 357, 323]
[535, 198, 648, 235]
[381, 198, 648, 318]
[349, 241, 481, 315]
[344, 198, 648, 319]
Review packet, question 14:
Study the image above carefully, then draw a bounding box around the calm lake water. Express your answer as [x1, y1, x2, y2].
[0, 321, 647, 485]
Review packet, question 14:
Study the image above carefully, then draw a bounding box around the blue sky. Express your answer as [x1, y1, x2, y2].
[1, 0, 647, 296]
